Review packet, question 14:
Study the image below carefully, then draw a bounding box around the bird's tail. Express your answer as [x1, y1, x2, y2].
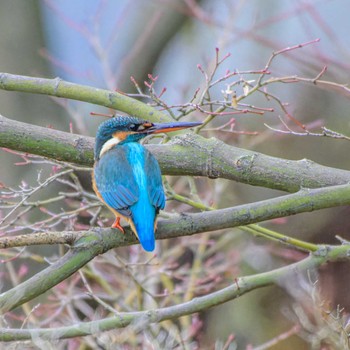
[136, 227, 155, 252]
[130, 203, 156, 252]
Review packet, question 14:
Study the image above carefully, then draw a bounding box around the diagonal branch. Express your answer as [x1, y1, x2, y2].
[0, 183, 349, 313]
[0, 73, 172, 123]
[0, 243, 349, 341]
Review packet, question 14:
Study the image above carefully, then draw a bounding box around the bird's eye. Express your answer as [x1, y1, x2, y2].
[129, 124, 139, 131]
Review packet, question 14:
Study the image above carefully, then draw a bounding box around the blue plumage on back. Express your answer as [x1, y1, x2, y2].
[94, 143, 165, 252]
[124, 143, 162, 252]
[92, 115, 201, 252]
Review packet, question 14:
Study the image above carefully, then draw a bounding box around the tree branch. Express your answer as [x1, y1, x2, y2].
[0, 114, 94, 166]
[0, 243, 349, 341]
[0, 231, 79, 249]
[0, 229, 113, 314]
[0, 73, 172, 123]
[0, 183, 349, 313]
[1, 115, 350, 192]
[1, 72, 350, 344]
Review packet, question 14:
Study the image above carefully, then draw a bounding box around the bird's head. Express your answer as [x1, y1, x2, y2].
[94, 115, 202, 160]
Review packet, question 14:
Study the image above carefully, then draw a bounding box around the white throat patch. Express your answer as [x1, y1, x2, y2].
[99, 137, 121, 158]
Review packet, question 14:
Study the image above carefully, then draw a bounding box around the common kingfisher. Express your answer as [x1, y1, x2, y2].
[92, 115, 201, 252]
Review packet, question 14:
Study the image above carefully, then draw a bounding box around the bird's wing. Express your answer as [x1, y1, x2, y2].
[144, 151, 166, 211]
[94, 149, 139, 217]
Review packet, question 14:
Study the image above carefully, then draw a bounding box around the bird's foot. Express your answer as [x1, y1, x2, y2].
[111, 217, 125, 233]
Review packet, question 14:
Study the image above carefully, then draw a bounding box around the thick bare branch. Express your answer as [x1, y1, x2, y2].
[1, 182, 350, 250]
[0, 231, 79, 248]
[1, 115, 350, 192]
[0, 114, 94, 165]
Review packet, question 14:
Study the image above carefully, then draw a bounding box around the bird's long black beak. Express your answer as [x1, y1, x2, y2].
[142, 121, 202, 134]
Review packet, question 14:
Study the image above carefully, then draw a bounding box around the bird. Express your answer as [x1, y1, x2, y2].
[92, 115, 202, 252]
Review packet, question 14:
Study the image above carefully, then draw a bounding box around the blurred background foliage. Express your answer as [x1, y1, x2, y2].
[1, 0, 350, 349]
